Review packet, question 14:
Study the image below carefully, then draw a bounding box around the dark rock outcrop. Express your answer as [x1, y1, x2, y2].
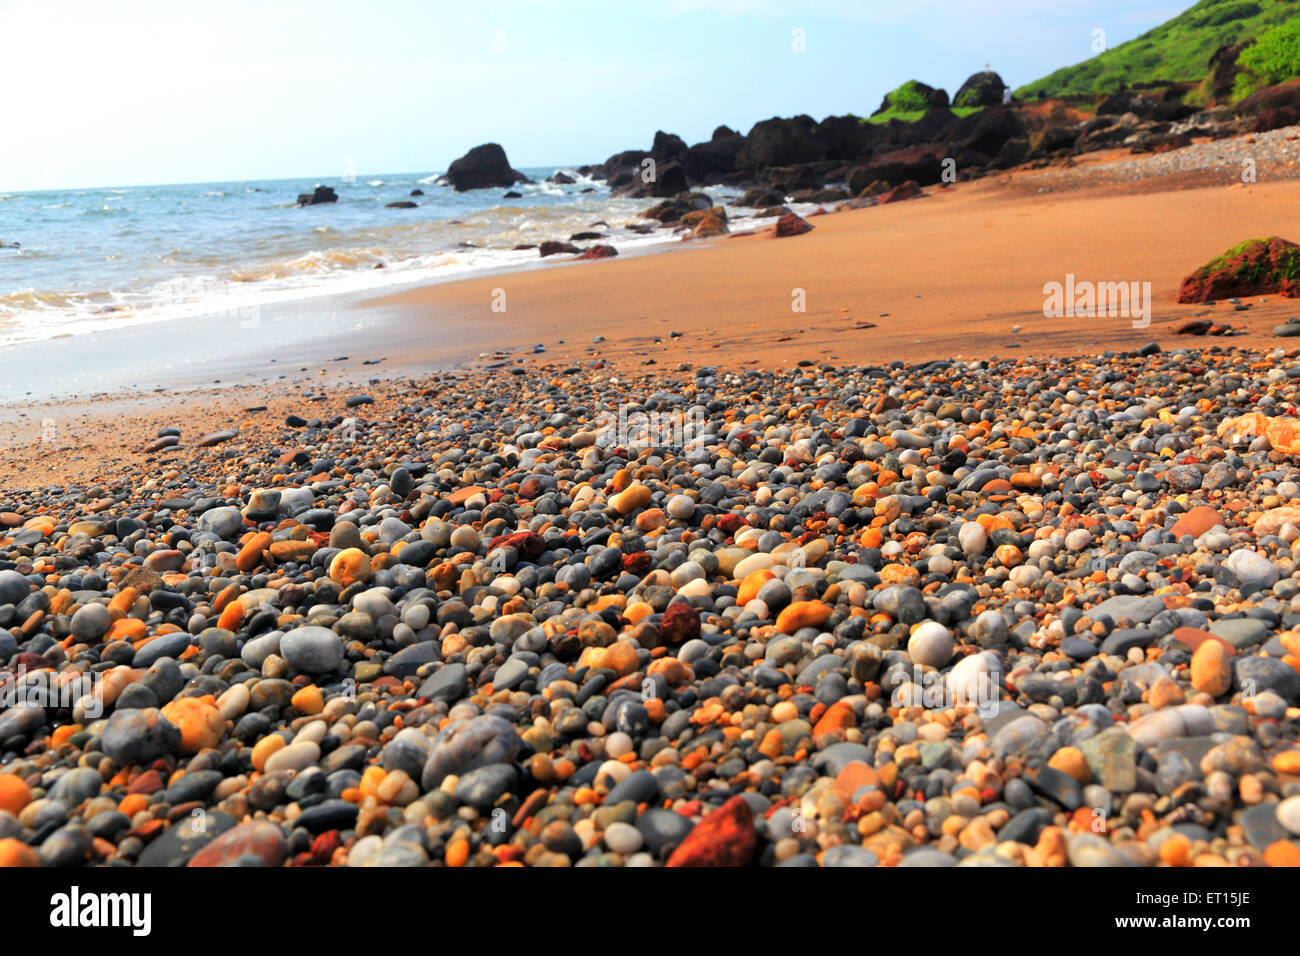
[954, 71, 1007, 108]
[878, 180, 925, 204]
[857, 145, 945, 187]
[602, 149, 651, 189]
[616, 159, 689, 198]
[443, 143, 530, 192]
[873, 80, 949, 116]
[539, 241, 579, 257]
[737, 186, 785, 208]
[1256, 106, 1300, 132]
[574, 244, 618, 260]
[681, 133, 746, 184]
[651, 130, 688, 163]
[1097, 90, 1159, 118]
[762, 164, 826, 194]
[816, 114, 871, 160]
[738, 116, 826, 170]
[953, 107, 1025, 161]
[297, 186, 338, 206]
[1239, 80, 1300, 115]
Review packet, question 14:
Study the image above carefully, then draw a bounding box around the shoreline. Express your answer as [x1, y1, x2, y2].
[5, 137, 1300, 487]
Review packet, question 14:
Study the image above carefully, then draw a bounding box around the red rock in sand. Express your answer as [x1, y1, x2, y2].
[774, 213, 812, 238]
[574, 244, 618, 260]
[666, 795, 757, 867]
[879, 180, 925, 204]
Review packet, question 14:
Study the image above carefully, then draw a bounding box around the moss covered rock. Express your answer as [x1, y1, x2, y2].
[1177, 237, 1300, 302]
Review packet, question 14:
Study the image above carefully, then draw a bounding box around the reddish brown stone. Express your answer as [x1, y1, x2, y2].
[666, 795, 758, 867]
[574, 244, 618, 260]
[878, 180, 925, 204]
[659, 602, 701, 645]
[488, 531, 545, 559]
[310, 829, 342, 864]
[715, 513, 747, 536]
[188, 821, 289, 868]
[774, 213, 812, 238]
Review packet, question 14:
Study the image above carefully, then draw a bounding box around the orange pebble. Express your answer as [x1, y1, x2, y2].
[50, 724, 82, 748]
[1159, 833, 1191, 867]
[0, 775, 32, 816]
[118, 792, 149, 817]
[0, 838, 40, 867]
[445, 838, 470, 867]
[360, 766, 387, 798]
[291, 685, 324, 715]
[1273, 751, 1300, 775]
[107, 586, 138, 619]
[217, 601, 244, 631]
[106, 618, 147, 643]
[736, 569, 775, 606]
[1264, 841, 1300, 867]
[236, 532, 272, 573]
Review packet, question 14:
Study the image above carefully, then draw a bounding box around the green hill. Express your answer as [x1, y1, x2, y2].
[1015, 0, 1299, 100]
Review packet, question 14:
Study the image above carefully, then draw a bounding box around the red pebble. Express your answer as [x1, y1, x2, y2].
[666, 796, 757, 867]
[311, 830, 341, 863]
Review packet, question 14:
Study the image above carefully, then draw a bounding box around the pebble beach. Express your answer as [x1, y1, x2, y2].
[3, 342, 1300, 869]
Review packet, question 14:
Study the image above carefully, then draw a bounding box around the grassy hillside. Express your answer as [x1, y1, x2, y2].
[1015, 0, 1299, 99]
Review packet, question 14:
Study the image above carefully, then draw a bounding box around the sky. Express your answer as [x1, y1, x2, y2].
[0, 0, 1192, 191]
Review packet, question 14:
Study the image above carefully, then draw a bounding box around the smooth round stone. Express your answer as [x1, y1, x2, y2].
[907, 621, 953, 668]
[450, 526, 481, 551]
[604, 732, 634, 758]
[1064, 529, 1092, 551]
[403, 604, 431, 630]
[329, 523, 363, 550]
[70, 603, 111, 641]
[822, 845, 879, 867]
[958, 523, 987, 555]
[733, 552, 776, 580]
[493, 659, 529, 691]
[197, 507, 244, 540]
[670, 561, 705, 587]
[0, 570, 31, 606]
[1223, 549, 1280, 594]
[604, 821, 643, 854]
[1278, 795, 1300, 836]
[353, 589, 395, 619]
[100, 708, 182, 765]
[677, 577, 711, 599]
[279, 627, 345, 674]
[666, 495, 695, 520]
[264, 741, 321, 775]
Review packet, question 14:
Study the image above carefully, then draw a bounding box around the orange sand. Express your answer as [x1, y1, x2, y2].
[5, 151, 1300, 488]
